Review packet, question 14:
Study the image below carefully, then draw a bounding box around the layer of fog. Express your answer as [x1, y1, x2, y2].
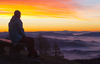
[1, 32, 100, 60]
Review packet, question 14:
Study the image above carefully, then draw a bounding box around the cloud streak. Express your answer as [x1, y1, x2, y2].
[0, 0, 81, 19]
[0, 0, 100, 21]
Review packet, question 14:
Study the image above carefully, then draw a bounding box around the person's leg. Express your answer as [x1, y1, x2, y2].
[26, 37, 35, 58]
[19, 37, 35, 57]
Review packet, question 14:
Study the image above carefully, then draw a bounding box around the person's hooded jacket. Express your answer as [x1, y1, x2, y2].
[9, 16, 26, 43]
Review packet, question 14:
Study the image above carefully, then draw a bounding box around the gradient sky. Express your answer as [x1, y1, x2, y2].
[0, 0, 100, 32]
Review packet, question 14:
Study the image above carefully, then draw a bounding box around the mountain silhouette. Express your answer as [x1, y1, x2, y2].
[78, 32, 100, 37]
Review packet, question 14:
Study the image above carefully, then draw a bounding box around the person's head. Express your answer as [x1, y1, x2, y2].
[14, 10, 21, 19]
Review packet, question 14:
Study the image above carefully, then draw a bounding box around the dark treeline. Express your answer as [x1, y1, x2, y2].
[74, 58, 100, 64]
[36, 33, 64, 58]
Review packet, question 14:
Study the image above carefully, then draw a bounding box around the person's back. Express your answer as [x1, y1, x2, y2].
[9, 10, 25, 43]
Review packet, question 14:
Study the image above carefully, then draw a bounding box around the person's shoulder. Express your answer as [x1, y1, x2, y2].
[16, 18, 22, 23]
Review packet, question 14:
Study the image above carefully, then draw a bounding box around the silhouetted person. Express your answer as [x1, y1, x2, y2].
[9, 10, 38, 58]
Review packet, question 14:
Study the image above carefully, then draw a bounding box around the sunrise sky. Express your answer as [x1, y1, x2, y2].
[0, 0, 100, 32]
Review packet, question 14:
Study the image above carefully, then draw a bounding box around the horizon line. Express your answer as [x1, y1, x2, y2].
[1, 30, 100, 33]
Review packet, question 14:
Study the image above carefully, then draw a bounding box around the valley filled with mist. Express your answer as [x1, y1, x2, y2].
[1, 31, 100, 60]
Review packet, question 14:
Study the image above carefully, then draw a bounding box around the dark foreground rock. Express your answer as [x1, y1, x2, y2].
[0, 53, 80, 64]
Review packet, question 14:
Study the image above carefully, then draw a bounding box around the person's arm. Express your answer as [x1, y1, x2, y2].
[17, 20, 26, 37]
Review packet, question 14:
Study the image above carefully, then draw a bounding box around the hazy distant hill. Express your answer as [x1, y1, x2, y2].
[37, 32, 74, 36]
[66, 40, 87, 47]
[64, 49, 100, 56]
[47, 38, 88, 48]
[78, 32, 100, 37]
